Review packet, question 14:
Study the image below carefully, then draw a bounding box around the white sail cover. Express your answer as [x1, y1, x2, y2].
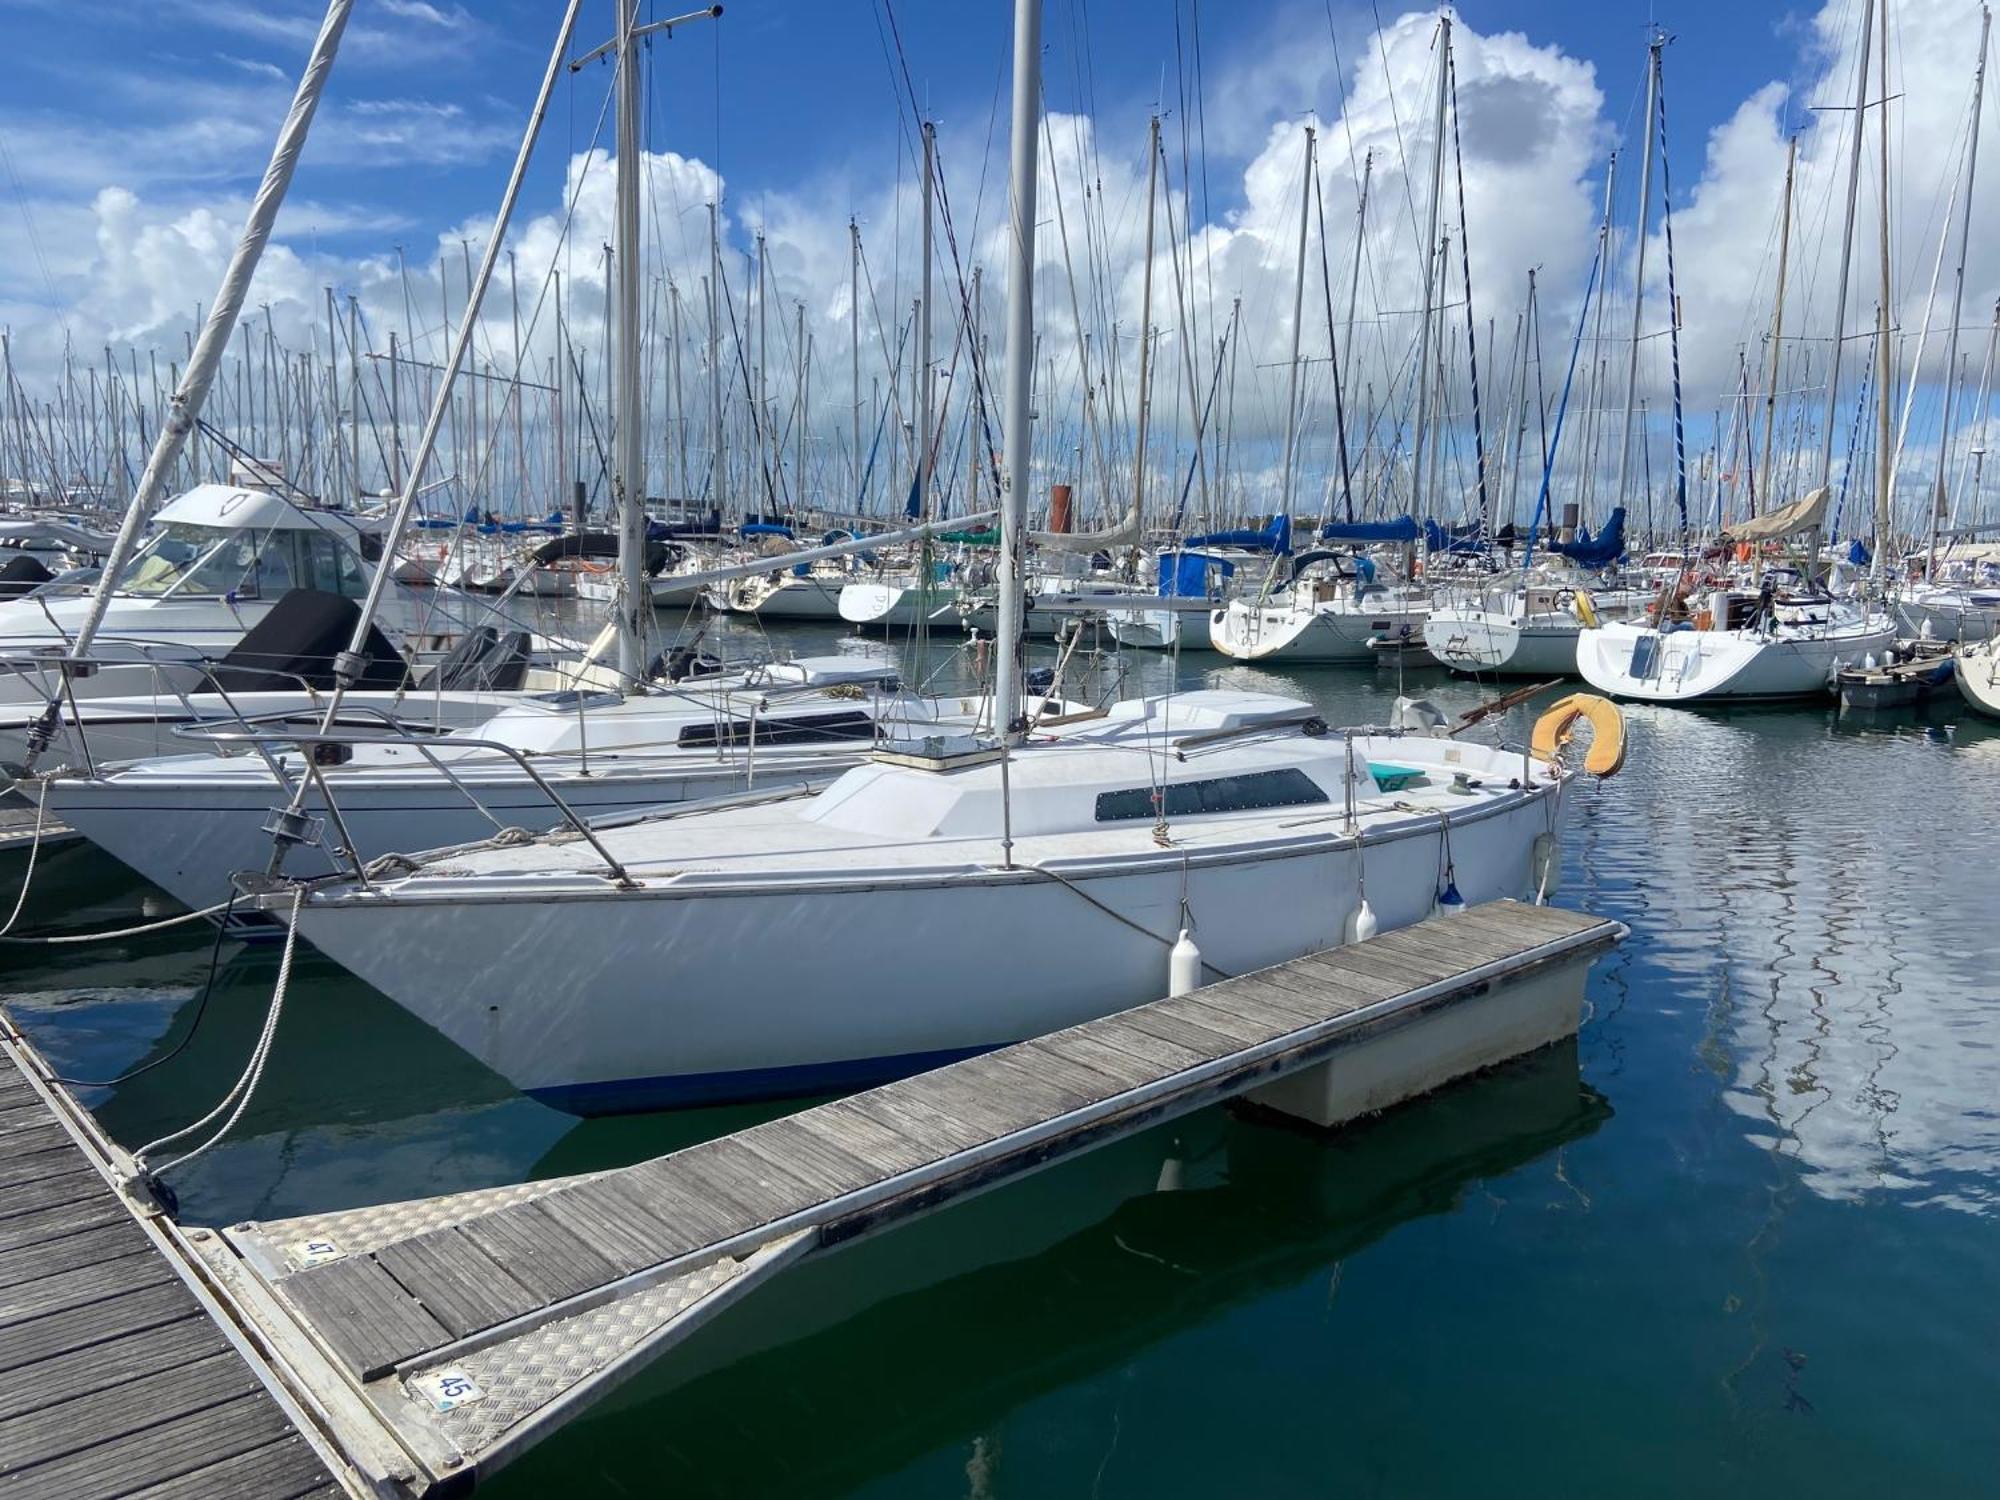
[1723, 486, 1827, 543]
[1030, 498, 1142, 553]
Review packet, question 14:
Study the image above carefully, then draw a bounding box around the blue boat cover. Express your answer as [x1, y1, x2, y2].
[1552, 506, 1626, 567]
[1183, 514, 1293, 555]
[1321, 515, 1419, 544]
[1156, 551, 1238, 597]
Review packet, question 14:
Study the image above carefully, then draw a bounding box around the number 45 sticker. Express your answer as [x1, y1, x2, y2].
[411, 1368, 485, 1413]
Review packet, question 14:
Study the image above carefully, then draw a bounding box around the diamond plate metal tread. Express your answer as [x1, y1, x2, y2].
[390, 1232, 807, 1458]
[242, 1172, 608, 1268]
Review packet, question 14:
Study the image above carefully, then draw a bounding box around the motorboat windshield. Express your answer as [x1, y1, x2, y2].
[115, 519, 369, 600]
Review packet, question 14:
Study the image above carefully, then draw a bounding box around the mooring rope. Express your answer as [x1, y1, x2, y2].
[0, 778, 51, 938]
[0, 897, 237, 946]
[1027, 860, 1232, 980]
[134, 886, 304, 1184]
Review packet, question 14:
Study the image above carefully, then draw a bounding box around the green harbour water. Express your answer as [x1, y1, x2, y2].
[6, 624, 1998, 1497]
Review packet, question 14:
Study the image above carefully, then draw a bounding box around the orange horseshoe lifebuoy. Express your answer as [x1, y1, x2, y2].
[1531, 692, 1627, 778]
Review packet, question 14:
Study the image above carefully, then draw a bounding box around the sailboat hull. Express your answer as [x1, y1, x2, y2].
[1428, 613, 1581, 677]
[838, 582, 968, 631]
[1575, 617, 1896, 702]
[1211, 601, 1429, 664]
[290, 791, 1555, 1114]
[1955, 640, 2000, 716]
[41, 759, 809, 912]
[719, 575, 848, 621]
[1107, 606, 1215, 652]
[1897, 594, 2000, 644]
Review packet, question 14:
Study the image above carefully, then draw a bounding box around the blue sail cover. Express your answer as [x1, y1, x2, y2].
[1847, 537, 1871, 566]
[740, 522, 795, 539]
[1182, 514, 1293, 555]
[1552, 506, 1626, 567]
[1320, 515, 1420, 544]
[1156, 551, 1237, 598]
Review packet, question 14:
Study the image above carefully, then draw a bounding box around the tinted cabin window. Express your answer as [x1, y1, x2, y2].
[1094, 767, 1328, 823]
[677, 709, 877, 748]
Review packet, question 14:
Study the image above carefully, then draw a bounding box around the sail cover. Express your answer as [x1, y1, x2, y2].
[1031, 498, 1142, 553]
[1321, 515, 1420, 544]
[1553, 506, 1626, 567]
[1723, 486, 1827, 543]
[1183, 514, 1293, 555]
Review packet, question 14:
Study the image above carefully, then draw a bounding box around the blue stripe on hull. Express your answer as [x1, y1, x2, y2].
[526, 1042, 998, 1116]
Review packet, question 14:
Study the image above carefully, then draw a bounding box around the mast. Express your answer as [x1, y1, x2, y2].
[1930, 5, 1989, 576]
[1871, 0, 1894, 582]
[53, 0, 352, 685]
[995, 0, 1041, 743]
[708, 202, 723, 515]
[1342, 149, 1372, 416]
[1279, 124, 1313, 520]
[669, 279, 686, 500]
[850, 218, 861, 504]
[757, 230, 770, 512]
[387, 330, 402, 490]
[1757, 133, 1798, 514]
[1411, 17, 1450, 515]
[610, 0, 647, 682]
[323, 286, 339, 500]
[347, 294, 361, 502]
[918, 121, 936, 521]
[969, 264, 984, 510]
[1131, 115, 1161, 544]
[794, 299, 806, 511]
[1813, 0, 1877, 577]
[1615, 32, 1663, 519]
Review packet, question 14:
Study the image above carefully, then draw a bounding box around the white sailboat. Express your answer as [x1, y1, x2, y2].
[1210, 552, 1431, 664]
[1579, 19, 1897, 705]
[1954, 633, 2000, 716]
[275, 694, 1572, 1111]
[718, 564, 850, 621]
[264, 0, 1600, 1115]
[1428, 577, 1613, 677]
[1898, 547, 2000, 643]
[1576, 588, 1895, 702]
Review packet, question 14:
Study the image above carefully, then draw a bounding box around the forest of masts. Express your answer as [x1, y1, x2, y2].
[5, 11, 1998, 556]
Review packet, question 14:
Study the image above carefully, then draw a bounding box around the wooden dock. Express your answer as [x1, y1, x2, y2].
[0, 1018, 356, 1498]
[1, 898, 1623, 1497]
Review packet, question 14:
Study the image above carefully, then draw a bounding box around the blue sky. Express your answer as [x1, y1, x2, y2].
[0, 0, 1817, 266]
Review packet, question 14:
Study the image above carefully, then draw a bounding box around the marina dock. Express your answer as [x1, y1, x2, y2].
[1, 899, 1620, 1497]
[0, 1017, 353, 1497]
